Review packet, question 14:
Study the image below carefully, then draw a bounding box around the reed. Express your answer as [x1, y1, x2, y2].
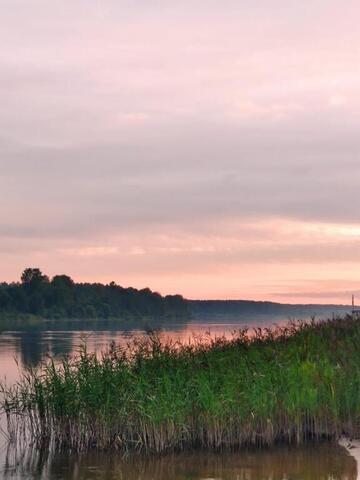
[2, 315, 360, 453]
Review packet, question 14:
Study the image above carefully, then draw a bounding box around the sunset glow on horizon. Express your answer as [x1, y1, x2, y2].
[1, 1, 360, 304]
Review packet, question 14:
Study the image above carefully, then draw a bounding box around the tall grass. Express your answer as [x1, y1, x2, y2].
[2, 315, 360, 453]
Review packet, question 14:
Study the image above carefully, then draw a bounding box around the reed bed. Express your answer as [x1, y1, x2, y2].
[2, 315, 360, 453]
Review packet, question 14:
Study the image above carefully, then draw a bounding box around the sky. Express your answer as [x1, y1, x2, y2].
[1, 0, 360, 303]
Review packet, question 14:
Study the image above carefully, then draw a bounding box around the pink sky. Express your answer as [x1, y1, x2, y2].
[1, 1, 360, 303]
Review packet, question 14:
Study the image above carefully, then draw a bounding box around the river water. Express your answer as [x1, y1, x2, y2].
[0, 316, 357, 479]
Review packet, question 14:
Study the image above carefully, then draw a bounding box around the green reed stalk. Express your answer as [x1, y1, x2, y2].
[2, 315, 360, 453]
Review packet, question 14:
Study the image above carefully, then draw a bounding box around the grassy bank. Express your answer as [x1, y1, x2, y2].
[2, 315, 360, 453]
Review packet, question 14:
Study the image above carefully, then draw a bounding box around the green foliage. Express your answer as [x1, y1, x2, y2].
[0, 268, 188, 321]
[3, 315, 360, 453]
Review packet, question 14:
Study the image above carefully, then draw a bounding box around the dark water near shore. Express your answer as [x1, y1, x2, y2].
[0, 315, 356, 479]
[2, 444, 357, 479]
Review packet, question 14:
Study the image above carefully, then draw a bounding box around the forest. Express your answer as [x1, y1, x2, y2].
[0, 268, 188, 320]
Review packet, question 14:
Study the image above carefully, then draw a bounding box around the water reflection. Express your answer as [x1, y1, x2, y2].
[0, 315, 293, 371]
[18, 330, 54, 367]
[1, 316, 356, 479]
[0, 330, 75, 370]
[1, 444, 356, 479]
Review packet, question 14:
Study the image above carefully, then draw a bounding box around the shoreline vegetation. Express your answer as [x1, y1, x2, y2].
[0, 268, 189, 330]
[0, 267, 350, 332]
[2, 315, 360, 454]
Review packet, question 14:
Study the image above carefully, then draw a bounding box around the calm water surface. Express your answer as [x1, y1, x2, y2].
[1, 445, 357, 479]
[0, 316, 356, 479]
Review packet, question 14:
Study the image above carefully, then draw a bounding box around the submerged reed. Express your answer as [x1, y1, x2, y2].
[2, 315, 360, 453]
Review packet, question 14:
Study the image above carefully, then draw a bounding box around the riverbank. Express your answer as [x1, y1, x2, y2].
[2, 315, 360, 453]
[0, 313, 188, 333]
[0, 313, 43, 331]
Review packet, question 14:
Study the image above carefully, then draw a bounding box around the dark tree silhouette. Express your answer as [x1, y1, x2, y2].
[21, 268, 49, 286]
[0, 268, 188, 320]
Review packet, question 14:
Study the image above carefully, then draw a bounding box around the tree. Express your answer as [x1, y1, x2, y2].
[50, 275, 75, 314]
[0, 268, 189, 320]
[21, 268, 49, 286]
[0, 289, 10, 309]
[51, 275, 74, 288]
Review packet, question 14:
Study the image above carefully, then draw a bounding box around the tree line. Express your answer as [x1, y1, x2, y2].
[0, 268, 188, 319]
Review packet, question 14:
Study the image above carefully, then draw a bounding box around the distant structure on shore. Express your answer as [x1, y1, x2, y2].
[352, 295, 360, 316]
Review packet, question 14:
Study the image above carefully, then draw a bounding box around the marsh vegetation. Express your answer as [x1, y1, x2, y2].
[2, 315, 360, 454]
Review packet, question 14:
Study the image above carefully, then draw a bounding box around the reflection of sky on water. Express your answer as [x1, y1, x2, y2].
[0, 314, 303, 376]
[0, 312, 342, 379]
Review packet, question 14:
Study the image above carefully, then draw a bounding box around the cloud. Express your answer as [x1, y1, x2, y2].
[1, 0, 360, 299]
